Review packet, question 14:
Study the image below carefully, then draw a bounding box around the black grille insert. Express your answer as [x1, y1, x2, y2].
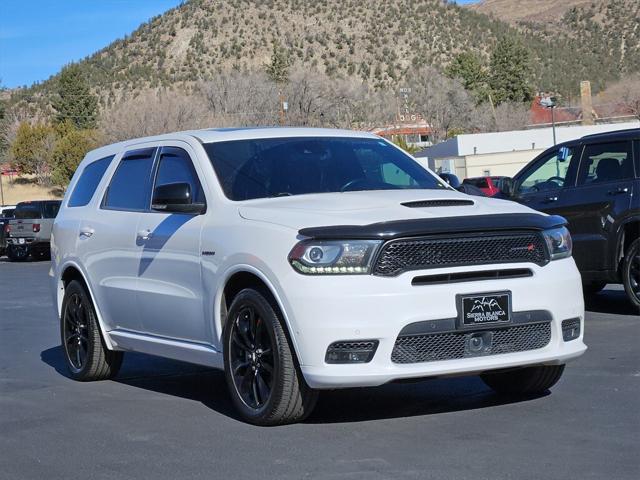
[391, 322, 551, 364]
[374, 232, 548, 276]
[412, 268, 533, 286]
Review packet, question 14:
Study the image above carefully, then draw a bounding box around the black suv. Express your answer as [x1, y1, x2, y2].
[500, 128, 640, 308]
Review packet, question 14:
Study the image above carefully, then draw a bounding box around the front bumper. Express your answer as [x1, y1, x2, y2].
[280, 258, 586, 389]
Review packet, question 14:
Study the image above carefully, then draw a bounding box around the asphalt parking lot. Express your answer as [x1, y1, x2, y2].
[1, 260, 639, 480]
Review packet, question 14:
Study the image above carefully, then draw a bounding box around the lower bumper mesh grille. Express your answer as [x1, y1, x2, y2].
[391, 322, 551, 364]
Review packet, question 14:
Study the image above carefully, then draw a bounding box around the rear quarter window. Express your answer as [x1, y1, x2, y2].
[68, 156, 114, 207]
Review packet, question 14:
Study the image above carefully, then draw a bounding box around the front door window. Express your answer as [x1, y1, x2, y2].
[517, 147, 576, 195]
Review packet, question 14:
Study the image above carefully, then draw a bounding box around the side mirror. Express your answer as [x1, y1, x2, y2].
[152, 182, 206, 214]
[439, 173, 460, 188]
[499, 177, 514, 197]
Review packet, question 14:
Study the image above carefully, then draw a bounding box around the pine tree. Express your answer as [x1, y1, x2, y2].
[265, 43, 291, 84]
[489, 37, 533, 104]
[445, 52, 489, 102]
[52, 64, 98, 129]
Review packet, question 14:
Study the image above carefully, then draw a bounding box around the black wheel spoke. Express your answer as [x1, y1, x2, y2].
[228, 303, 276, 411]
[251, 373, 261, 406]
[233, 361, 250, 375]
[63, 293, 90, 371]
[256, 371, 270, 404]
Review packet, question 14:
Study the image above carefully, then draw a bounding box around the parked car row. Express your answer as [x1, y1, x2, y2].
[1, 200, 61, 261]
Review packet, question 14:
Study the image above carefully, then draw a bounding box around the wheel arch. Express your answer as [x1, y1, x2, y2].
[58, 262, 115, 350]
[616, 217, 640, 272]
[216, 265, 305, 365]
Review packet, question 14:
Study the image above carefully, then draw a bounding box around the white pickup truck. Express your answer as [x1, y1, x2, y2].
[6, 200, 61, 261]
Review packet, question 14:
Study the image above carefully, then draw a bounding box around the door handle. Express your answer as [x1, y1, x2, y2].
[542, 196, 558, 203]
[137, 229, 153, 241]
[607, 187, 629, 195]
[79, 227, 94, 238]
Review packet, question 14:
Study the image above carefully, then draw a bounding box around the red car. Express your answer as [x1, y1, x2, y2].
[462, 176, 505, 196]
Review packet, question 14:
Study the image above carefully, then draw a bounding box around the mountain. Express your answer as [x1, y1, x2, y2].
[470, 0, 640, 94]
[11, 0, 640, 108]
[470, 0, 594, 24]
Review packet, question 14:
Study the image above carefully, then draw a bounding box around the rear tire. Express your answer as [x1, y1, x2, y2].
[622, 237, 640, 309]
[60, 280, 123, 381]
[223, 288, 318, 426]
[481, 365, 565, 395]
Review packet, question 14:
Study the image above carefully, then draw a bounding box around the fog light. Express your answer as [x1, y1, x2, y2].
[325, 340, 379, 364]
[562, 318, 581, 341]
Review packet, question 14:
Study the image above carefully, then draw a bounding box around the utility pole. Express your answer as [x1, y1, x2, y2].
[0, 172, 4, 206]
[279, 91, 285, 126]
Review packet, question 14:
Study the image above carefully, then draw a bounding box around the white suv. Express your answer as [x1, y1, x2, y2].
[51, 128, 586, 425]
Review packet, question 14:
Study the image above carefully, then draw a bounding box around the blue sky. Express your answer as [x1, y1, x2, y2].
[0, 0, 182, 88]
[1, 0, 477, 89]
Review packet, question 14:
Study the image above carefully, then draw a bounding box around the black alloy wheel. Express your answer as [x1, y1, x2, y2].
[63, 292, 90, 372]
[228, 305, 275, 410]
[223, 288, 318, 426]
[60, 280, 123, 381]
[623, 238, 640, 309]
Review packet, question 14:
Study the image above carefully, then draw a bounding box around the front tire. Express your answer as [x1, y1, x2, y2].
[481, 365, 565, 395]
[622, 237, 640, 309]
[60, 280, 123, 381]
[223, 288, 318, 426]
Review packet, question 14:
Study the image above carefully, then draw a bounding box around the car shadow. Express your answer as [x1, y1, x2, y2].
[41, 346, 545, 425]
[585, 288, 639, 316]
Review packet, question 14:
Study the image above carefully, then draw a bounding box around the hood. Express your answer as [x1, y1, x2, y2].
[238, 189, 538, 232]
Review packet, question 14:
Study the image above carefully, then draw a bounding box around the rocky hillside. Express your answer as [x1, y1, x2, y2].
[11, 0, 640, 107]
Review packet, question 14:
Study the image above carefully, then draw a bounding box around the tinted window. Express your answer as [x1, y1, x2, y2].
[103, 149, 155, 211]
[577, 141, 634, 185]
[43, 202, 60, 218]
[68, 156, 114, 207]
[463, 178, 489, 188]
[518, 147, 576, 193]
[154, 148, 205, 203]
[204, 137, 445, 201]
[14, 204, 42, 219]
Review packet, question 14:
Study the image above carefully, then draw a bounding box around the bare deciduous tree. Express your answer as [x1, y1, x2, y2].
[598, 75, 640, 120]
[99, 90, 213, 143]
[405, 67, 475, 142]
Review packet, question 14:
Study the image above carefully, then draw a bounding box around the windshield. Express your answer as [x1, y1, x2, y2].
[203, 137, 446, 201]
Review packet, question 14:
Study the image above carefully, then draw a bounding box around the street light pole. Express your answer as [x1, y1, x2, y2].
[551, 105, 556, 146]
[540, 96, 558, 146]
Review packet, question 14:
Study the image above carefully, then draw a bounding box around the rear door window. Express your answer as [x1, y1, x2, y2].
[576, 141, 634, 185]
[68, 156, 114, 207]
[103, 148, 156, 211]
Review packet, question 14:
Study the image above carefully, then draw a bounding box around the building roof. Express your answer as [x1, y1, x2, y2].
[415, 121, 640, 159]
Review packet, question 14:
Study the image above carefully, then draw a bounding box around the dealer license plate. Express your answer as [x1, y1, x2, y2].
[460, 292, 511, 327]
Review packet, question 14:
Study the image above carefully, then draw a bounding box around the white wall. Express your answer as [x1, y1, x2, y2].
[456, 121, 640, 157]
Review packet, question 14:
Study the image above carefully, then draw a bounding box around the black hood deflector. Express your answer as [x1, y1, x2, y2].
[298, 213, 567, 240]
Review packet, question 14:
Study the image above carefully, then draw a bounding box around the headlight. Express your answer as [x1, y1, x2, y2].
[542, 226, 572, 260]
[288, 240, 382, 274]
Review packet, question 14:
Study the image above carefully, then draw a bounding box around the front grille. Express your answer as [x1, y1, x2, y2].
[373, 232, 548, 276]
[391, 322, 551, 364]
